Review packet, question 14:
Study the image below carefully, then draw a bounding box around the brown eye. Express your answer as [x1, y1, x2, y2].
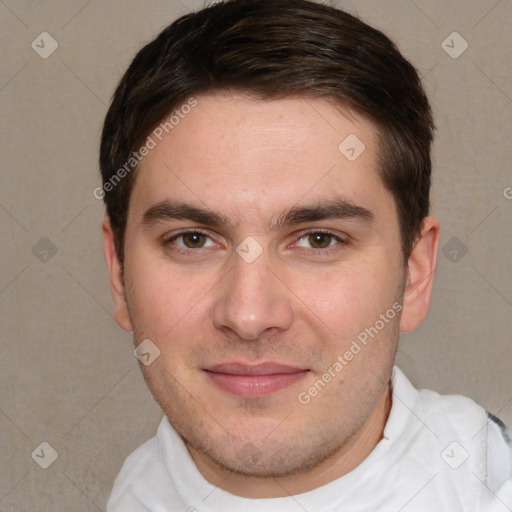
[182, 232, 207, 248]
[163, 230, 217, 253]
[308, 232, 333, 249]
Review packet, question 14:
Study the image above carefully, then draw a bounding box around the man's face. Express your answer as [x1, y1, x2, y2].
[113, 92, 409, 478]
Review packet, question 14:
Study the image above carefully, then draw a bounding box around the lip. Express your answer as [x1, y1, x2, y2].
[204, 362, 309, 398]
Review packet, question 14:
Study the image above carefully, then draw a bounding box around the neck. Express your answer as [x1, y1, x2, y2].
[189, 386, 392, 498]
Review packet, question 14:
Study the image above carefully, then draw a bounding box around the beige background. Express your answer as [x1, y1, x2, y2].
[1, 0, 511, 510]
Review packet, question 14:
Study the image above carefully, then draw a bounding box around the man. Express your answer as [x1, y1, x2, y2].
[98, 0, 512, 510]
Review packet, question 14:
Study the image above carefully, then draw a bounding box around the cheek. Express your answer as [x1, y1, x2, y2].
[125, 253, 223, 349]
[125, 254, 187, 332]
[299, 261, 399, 335]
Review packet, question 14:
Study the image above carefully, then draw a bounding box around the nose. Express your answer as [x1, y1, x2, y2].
[212, 248, 294, 341]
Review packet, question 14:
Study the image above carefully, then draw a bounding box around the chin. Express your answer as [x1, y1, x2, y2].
[186, 426, 345, 478]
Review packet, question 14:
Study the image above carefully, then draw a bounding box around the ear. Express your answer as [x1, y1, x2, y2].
[102, 217, 133, 331]
[400, 215, 440, 333]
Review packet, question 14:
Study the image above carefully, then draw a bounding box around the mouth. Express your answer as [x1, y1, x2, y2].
[203, 362, 310, 398]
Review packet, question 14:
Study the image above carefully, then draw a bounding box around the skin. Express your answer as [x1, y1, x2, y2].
[103, 91, 440, 498]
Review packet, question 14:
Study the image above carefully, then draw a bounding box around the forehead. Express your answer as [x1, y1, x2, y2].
[128, 91, 394, 225]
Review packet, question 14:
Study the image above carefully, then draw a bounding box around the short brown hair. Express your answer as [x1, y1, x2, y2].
[99, 0, 434, 265]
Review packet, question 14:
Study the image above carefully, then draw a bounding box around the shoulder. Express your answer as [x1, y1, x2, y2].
[486, 411, 512, 491]
[392, 367, 512, 492]
[392, 366, 487, 427]
[106, 416, 181, 511]
[107, 435, 160, 510]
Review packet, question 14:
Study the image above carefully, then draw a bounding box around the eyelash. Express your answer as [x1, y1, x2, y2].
[292, 229, 347, 254]
[163, 229, 215, 255]
[162, 229, 348, 256]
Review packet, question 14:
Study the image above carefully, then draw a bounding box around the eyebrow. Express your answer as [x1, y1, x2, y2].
[141, 201, 229, 229]
[274, 198, 374, 228]
[140, 197, 374, 231]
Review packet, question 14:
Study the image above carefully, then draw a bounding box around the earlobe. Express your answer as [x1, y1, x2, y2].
[102, 217, 133, 332]
[399, 216, 440, 333]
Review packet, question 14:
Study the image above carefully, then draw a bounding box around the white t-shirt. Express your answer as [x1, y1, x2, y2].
[107, 367, 512, 511]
